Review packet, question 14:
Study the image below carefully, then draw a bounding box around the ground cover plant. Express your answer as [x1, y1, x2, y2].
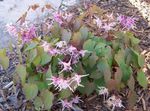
[2, 3, 148, 111]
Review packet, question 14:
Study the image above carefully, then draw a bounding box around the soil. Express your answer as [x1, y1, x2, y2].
[0, 0, 150, 111]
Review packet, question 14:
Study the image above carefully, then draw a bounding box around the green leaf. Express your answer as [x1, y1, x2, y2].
[0, 55, 9, 70]
[78, 79, 95, 96]
[36, 81, 48, 91]
[90, 70, 103, 79]
[94, 42, 106, 57]
[128, 75, 135, 91]
[23, 83, 38, 100]
[137, 70, 148, 89]
[28, 48, 37, 62]
[129, 49, 144, 68]
[97, 58, 111, 82]
[40, 52, 52, 65]
[33, 56, 41, 66]
[40, 90, 54, 110]
[34, 97, 43, 110]
[24, 42, 38, 51]
[59, 89, 72, 99]
[61, 29, 72, 43]
[80, 26, 89, 40]
[16, 64, 27, 84]
[83, 39, 96, 51]
[89, 52, 98, 68]
[115, 50, 132, 82]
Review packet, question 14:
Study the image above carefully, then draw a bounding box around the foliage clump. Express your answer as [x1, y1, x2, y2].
[3, 4, 148, 111]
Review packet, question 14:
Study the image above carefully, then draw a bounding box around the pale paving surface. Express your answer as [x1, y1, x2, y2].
[0, 0, 77, 48]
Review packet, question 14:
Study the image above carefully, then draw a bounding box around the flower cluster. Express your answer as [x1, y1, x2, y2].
[47, 74, 88, 92]
[93, 15, 116, 32]
[107, 95, 124, 111]
[21, 25, 36, 42]
[98, 86, 109, 100]
[6, 23, 18, 37]
[59, 96, 82, 111]
[117, 15, 136, 30]
[53, 12, 73, 25]
[42, 41, 89, 63]
[6, 23, 37, 43]
[93, 13, 136, 32]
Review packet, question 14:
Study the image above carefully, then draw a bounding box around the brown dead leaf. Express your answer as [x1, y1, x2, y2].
[31, 4, 39, 11]
[45, 4, 51, 9]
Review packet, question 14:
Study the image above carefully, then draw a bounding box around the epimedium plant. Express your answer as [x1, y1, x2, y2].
[5, 4, 148, 111]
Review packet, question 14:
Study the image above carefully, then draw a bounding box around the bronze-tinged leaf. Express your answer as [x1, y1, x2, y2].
[106, 79, 117, 91]
[45, 4, 51, 9]
[128, 75, 135, 91]
[31, 4, 40, 11]
[114, 67, 122, 84]
[127, 91, 137, 109]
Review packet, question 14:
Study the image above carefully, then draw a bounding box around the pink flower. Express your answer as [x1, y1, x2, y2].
[98, 86, 109, 101]
[79, 50, 89, 57]
[6, 23, 18, 37]
[59, 99, 74, 111]
[48, 48, 61, 56]
[71, 96, 83, 104]
[94, 16, 102, 28]
[107, 95, 124, 110]
[102, 22, 116, 32]
[58, 58, 73, 74]
[70, 74, 89, 89]
[55, 41, 67, 48]
[53, 12, 63, 25]
[47, 76, 73, 91]
[41, 42, 50, 52]
[21, 25, 36, 42]
[117, 15, 136, 29]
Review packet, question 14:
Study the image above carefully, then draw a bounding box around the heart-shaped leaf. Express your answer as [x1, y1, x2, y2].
[16, 64, 27, 84]
[137, 70, 148, 89]
[40, 90, 54, 110]
[23, 83, 38, 100]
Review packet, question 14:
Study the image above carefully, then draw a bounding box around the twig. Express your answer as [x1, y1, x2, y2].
[3, 81, 14, 89]
[141, 98, 146, 111]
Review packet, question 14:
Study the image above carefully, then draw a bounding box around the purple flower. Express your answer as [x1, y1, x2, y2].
[59, 99, 74, 111]
[94, 16, 102, 28]
[6, 23, 18, 37]
[21, 25, 36, 42]
[58, 58, 73, 74]
[47, 76, 73, 91]
[70, 74, 89, 89]
[55, 41, 67, 48]
[79, 50, 89, 57]
[117, 15, 136, 30]
[41, 42, 51, 52]
[48, 48, 61, 56]
[107, 95, 124, 110]
[53, 12, 63, 25]
[98, 86, 109, 101]
[102, 22, 116, 32]
[71, 96, 83, 104]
